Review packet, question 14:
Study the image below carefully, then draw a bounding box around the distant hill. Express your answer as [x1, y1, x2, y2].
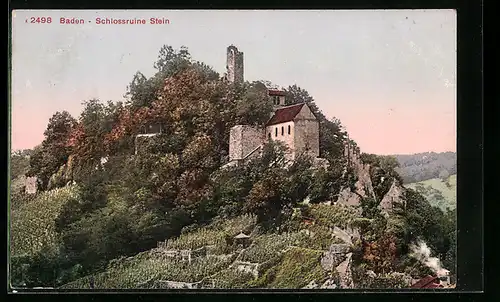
[392, 152, 456, 184]
[405, 174, 456, 213]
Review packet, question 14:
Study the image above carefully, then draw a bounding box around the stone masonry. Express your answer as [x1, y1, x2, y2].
[229, 125, 265, 162]
[226, 45, 244, 84]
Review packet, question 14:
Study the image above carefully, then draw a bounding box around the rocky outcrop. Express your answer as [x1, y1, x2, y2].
[335, 252, 354, 289]
[337, 148, 376, 207]
[321, 244, 350, 271]
[332, 226, 360, 245]
[320, 279, 338, 289]
[336, 187, 362, 207]
[379, 179, 406, 214]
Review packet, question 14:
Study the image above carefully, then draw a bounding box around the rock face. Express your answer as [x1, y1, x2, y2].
[332, 226, 360, 245]
[320, 279, 338, 289]
[335, 252, 354, 289]
[337, 147, 376, 207]
[303, 280, 319, 289]
[336, 187, 362, 207]
[379, 179, 406, 214]
[321, 244, 350, 271]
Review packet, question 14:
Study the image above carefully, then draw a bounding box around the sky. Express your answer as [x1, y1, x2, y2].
[11, 10, 456, 155]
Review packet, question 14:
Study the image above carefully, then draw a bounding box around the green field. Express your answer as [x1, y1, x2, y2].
[405, 174, 456, 212]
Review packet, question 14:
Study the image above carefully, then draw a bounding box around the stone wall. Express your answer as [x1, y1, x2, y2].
[229, 125, 264, 161]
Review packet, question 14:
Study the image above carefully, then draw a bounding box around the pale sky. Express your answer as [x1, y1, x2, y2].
[11, 9, 456, 155]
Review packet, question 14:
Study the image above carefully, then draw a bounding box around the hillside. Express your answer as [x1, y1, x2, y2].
[60, 206, 413, 289]
[393, 152, 456, 184]
[9, 45, 456, 290]
[405, 174, 456, 212]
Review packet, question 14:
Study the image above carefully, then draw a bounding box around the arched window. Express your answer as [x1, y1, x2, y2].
[281, 126, 284, 136]
[275, 127, 278, 137]
[288, 125, 291, 135]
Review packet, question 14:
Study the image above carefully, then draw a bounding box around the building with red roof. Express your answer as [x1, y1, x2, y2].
[410, 275, 444, 289]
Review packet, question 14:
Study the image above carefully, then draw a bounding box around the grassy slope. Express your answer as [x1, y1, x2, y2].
[405, 174, 456, 212]
[61, 204, 361, 289]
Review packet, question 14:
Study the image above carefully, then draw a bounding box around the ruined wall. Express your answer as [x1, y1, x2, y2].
[229, 125, 264, 161]
[265, 121, 295, 160]
[226, 46, 244, 84]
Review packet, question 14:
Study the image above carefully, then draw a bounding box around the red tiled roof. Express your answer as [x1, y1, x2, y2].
[266, 103, 305, 126]
[268, 89, 287, 96]
[410, 276, 443, 289]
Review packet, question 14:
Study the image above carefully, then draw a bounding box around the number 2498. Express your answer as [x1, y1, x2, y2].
[28, 17, 52, 23]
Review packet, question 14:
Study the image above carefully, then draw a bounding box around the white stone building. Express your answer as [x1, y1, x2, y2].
[227, 97, 322, 165]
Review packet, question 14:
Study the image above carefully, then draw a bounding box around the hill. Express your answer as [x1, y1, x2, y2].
[392, 152, 456, 184]
[9, 45, 456, 290]
[60, 206, 413, 289]
[405, 174, 456, 212]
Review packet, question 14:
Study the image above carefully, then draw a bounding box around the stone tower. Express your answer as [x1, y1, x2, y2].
[226, 45, 244, 84]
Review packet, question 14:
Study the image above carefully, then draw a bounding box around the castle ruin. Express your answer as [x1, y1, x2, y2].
[225, 45, 244, 84]
[225, 45, 323, 167]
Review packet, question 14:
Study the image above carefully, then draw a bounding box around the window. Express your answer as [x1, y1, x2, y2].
[268, 133, 271, 140]
[281, 126, 284, 136]
[288, 125, 291, 135]
[275, 127, 278, 137]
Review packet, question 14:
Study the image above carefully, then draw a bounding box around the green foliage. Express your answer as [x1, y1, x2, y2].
[10, 149, 32, 181]
[406, 174, 456, 212]
[10, 185, 81, 257]
[306, 204, 361, 229]
[264, 247, 326, 289]
[351, 265, 410, 289]
[210, 269, 255, 289]
[239, 233, 297, 263]
[164, 214, 257, 252]
[393, 152, 456, 184]
[284, 84, 347, 159]
[61, 252, 235, 289]
[235, 81, 274, 126]
[13, 43, 457, 290]
[27, 111, 76, 189]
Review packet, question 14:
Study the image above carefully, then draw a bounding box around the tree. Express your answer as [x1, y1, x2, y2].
[439, 169, 450, 182]
[27, 111, 76, 189]
[69, 99, 124, 171]
[10, 149, 32, 180]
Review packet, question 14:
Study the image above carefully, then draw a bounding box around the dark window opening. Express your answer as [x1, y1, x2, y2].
[275, 128, 278, 137]
[268, 133, 271, 139]
[288, 125, 291, 135]
[281, 126, 284, 136]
